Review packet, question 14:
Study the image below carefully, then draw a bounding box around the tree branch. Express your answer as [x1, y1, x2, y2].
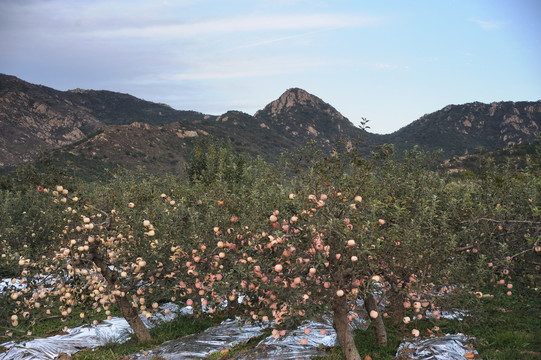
[470, 218, 541, 225]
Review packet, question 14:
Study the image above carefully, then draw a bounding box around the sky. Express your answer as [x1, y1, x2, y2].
[1, 0, 540, 134]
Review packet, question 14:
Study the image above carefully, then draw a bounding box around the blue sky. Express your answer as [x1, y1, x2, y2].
[1, 0, 540, 134]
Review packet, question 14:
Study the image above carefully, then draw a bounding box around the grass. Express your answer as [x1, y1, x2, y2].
[3, 287, 539, 359]
[0, 306, 123, 344]
[0, 307, 226, 359]
[467, 291, 541, 360]
[314, 286, 541, 360]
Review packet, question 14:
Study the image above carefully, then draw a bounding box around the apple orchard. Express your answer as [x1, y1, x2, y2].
[0, 140, 539, 360]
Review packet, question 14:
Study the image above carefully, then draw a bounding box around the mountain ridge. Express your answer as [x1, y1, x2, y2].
[1, 74, 540, 174]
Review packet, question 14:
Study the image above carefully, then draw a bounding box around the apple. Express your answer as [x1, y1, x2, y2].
[370, 310, 378, 319]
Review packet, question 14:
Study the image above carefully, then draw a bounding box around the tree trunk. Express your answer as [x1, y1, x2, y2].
[89, 245, 152, 343]
[332, 295, 362, 360]
[364, 294, 387, 347]
[115, 293, 152, 343]
[389, 285, 406, 326]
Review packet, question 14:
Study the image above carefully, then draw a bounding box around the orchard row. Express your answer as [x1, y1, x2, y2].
[1, 141, 539, 360]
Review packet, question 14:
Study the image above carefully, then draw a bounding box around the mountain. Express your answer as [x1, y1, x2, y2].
[64, 111, 301, 174]
[254, 88, 364, 143]
[0, 74, 207, 167]
[1, 74, 540, 176]
[442, 142, 539, 175]
[385, 101, 541, 157]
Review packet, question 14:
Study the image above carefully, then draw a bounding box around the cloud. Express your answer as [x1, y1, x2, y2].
[87, 13, 379, 39]
[227, 30, 323, 51]
[469, 18, 502, 30]
[159, 56, 336, 81]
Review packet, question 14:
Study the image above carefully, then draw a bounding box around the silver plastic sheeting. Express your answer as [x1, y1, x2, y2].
[0, 317, 133, 360]
[0, 279, 25, 293]
[227, 310, 371, 360]
[396, 334, 480, 360]
[0, 303, 179, 360]
[131, 318, 266, 360]
[438, 310, 470, 321]
[129, 302, 372, 360]
[0, 289, 479, 360]
[230, 320, 336, 360]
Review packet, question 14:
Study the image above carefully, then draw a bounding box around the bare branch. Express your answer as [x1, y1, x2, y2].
[471, 218, 541, 225]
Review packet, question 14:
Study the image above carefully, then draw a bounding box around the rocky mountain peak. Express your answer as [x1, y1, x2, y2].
[252, 88, 359, 146]
[255, 88, 344, 120]
[274, 88, 322, 110]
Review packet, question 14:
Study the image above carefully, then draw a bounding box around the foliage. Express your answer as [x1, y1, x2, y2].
[0, 137, 539, 359]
